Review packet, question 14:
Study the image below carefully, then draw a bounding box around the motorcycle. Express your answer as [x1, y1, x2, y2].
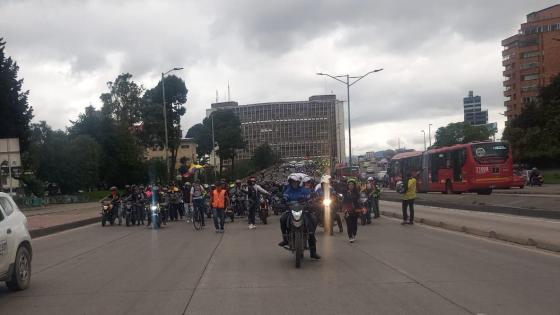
[359, 192, 370, 225]
[158, 201, 169, 225]
[101, 201, 117, 226]
[318, 194, 343, 235]
[124, 198, 137, 227]
[225, 203, 235, 223]
[258, 195, 269, 224]
[285, 201, 308, 268]
[271, 195, 284, 215]
[530, 175, 544, 187]
[148, 203, 162, 229]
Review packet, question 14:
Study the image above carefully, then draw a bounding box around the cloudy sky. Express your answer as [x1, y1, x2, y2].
[1, 0, 556, 154]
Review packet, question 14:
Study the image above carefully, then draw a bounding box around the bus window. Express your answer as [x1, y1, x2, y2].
[430, 153, 444, 182]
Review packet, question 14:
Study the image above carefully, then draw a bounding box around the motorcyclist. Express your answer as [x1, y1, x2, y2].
[529, 167, 542, 186]
[313, 175, 343, 233]
[134, 185, 146, 225]
[183, 182, 193, 222]
[278, 174, 321, 260]
[190, 180, 207, 226]
[100, 186, 120, 219]
[230, 180, 247, 217]
[364, 177, 381, 219]
[247, 177, 270, 229]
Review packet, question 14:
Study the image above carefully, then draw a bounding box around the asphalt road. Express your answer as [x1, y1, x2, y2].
[0, 215, 559, 315]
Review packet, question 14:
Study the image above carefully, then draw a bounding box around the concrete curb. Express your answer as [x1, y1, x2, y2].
[380, 210, 560, 253]
[30, 216, 99, 239]
[381, 195, 560, 219]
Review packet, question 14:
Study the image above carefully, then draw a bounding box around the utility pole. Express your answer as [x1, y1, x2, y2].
[421, 130, 426, 151]
[317, 68, 383, 166]
[428, 123, 432, 147]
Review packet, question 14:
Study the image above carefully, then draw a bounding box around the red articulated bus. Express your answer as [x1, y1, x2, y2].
[388, 141, 513, 195]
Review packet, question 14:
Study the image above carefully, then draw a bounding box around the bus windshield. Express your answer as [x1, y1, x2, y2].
[471, 143, 509, 164]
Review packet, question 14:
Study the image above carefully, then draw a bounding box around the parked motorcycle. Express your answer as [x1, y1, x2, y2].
[101, 201, 117, 226]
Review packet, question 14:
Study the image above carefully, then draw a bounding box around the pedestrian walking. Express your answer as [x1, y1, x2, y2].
[401, 171, 417, 225]
[211, 181, 228, 233]
[342, 179, 360, 243]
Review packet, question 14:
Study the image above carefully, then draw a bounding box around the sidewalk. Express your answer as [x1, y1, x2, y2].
[380, 200, 560, 252]
[23, 202, 100, 238]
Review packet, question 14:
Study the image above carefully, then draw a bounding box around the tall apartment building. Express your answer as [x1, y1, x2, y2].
[207, 95, 346, 163]
[463, 90, 488, 125]
[502, 5, 560, 121]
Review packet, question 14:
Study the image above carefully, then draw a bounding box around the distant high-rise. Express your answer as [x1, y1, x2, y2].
[502, 5, 560, 122]
[463, 91, 488, 125]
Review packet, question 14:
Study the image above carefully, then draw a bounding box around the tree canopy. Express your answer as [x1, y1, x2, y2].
[503, 74, 560, 166]
[202, 109, 245, 171]
[0, 38, 33, 150]
[251, 143, 278, 170]
[186, 123, 212, 158]
[433, 122, 494, 148]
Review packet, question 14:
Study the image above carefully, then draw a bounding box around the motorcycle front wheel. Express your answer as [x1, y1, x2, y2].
[295, 231, 303, 268]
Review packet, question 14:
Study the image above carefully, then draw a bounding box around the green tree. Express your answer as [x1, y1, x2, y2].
[69, 106, 146, 187]
[0, 38, 34, 150]
[186, 123, 212, 159]
[433, 122, 493, 148]
[141, 75, 188, 176]
[251, 143, 277, 170]
[25, 122, 102, 193]
[100, 73, 144, 128]
[503, 74, 560, 165]
[202, 110, 245, 172]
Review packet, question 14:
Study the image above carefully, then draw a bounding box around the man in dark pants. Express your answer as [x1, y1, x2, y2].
[401, 171, 417, 225]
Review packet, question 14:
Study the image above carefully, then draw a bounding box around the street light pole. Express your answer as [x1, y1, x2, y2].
[161, 67, 183, 179]
[421, 130, 426, 151]
[211, 114, 217, 178]
[428, 123, 432, 147]
[317, 68, 383, 166]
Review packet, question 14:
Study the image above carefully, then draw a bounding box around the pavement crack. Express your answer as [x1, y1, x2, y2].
[182, 233, 224, 315]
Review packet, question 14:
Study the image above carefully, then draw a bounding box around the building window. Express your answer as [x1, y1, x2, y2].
[521, 84, 538, 92]
[523, 74, 539, 81]
[522, 51, 540, 59]
[521, 62, 539, 69]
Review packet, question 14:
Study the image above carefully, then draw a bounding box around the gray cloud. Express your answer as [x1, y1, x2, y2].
[0, 0, 557, 153]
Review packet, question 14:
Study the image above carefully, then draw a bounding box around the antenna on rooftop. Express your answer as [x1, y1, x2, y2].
[228, 81, 231, 101]
[215, 90, 219, 103]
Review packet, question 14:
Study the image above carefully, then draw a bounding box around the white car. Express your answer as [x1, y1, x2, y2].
[0, 192, 32, 290]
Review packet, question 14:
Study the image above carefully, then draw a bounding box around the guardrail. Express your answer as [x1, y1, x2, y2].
[14, 195, 92, 208]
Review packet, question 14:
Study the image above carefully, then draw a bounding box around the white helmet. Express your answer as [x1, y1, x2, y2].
[367, 177, 374, 181]
[287, 173, 302, 183]
[301, 175, 312, 183]
[321, 174, 331, 184]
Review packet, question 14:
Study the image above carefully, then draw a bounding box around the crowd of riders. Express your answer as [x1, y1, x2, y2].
[98, 165, 385, 256]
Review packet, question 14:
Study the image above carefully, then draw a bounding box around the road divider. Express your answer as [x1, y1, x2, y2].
[380, 201, 560, 253]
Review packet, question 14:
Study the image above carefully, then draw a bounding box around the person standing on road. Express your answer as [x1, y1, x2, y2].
[183, 182, 193, 222]
[190, 180, 206, 227]
[211, 181, 228, 233]
[401, 171, 417, 225]
[342, 179, 360, 243]
[247, 177, 270, 230]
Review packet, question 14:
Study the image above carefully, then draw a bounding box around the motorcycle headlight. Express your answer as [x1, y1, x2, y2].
[291, 210, 303, 221]
[103, 205, 109, 210]
[322, 198, 332, 206]
[150, 205, 158, 211]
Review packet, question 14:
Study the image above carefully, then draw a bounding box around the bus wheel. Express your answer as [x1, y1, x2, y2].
[444, 180, 453, 195]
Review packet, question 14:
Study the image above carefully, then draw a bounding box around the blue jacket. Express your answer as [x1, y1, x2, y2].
[283, 185, 311, 203]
